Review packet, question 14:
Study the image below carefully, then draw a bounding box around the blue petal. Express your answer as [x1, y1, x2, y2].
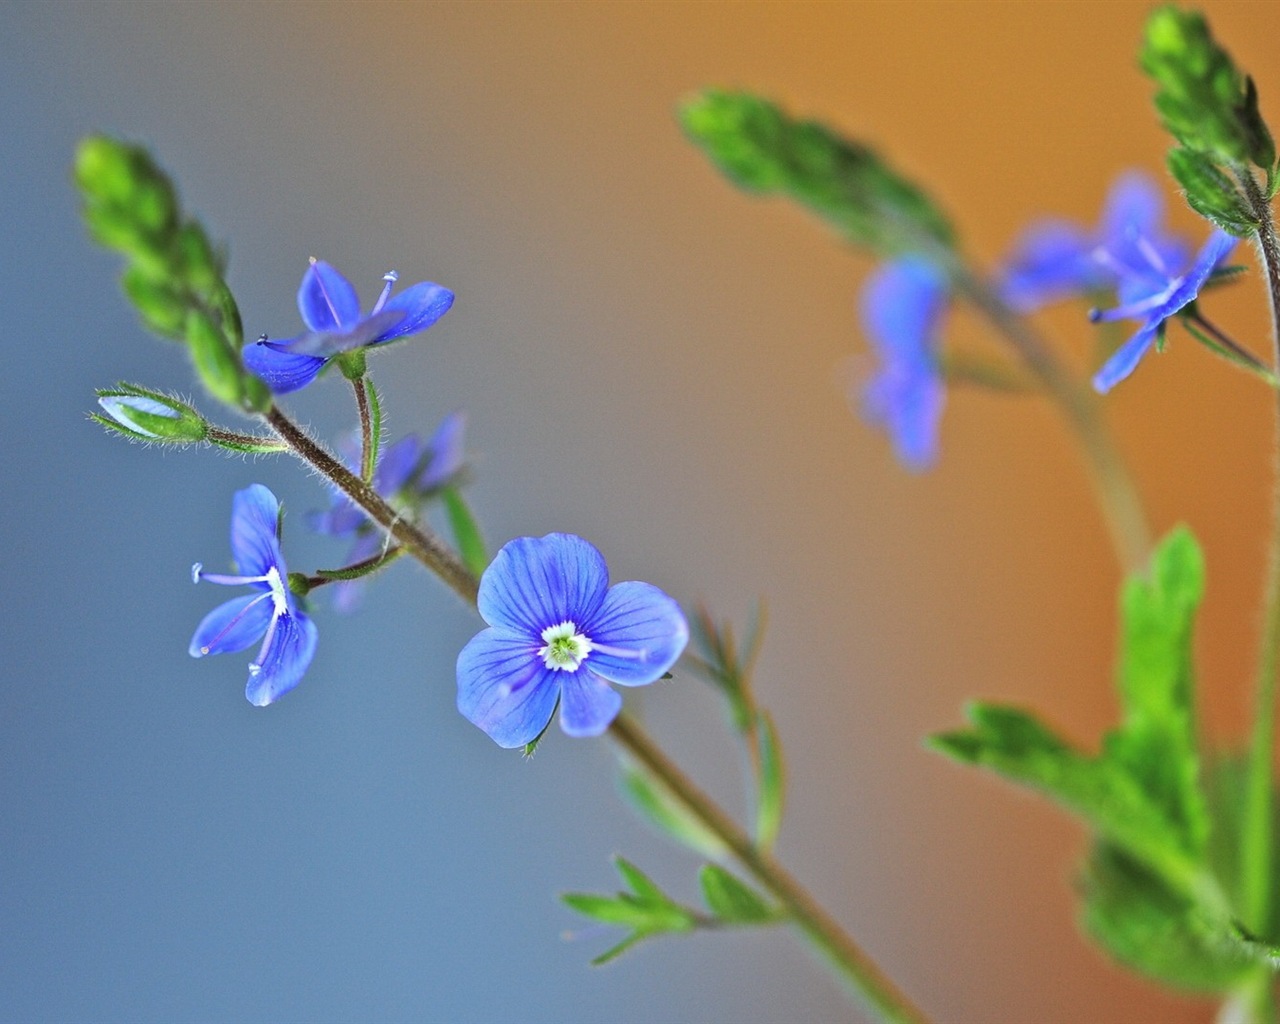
[1093, 319, 1162, 393]
[998, 220, 1099, 311]
[862, 364, 945, 472]
[417, 411, 467, 490]
[375, 282, 454, 342]
[1100, 172, 1164, 246]
[373, 434, 425, 495]
[245, 611, 319, 706]
[297, 260, 361, 333]
[230, 484, 285, 579]
[1156, 229, 1237, 319]
[189, 592, 273, 657]
[305, 500, 364, 539]
[456, 627, 561, 748]
[583, 581, 689, 686]
[477, 533, 610, 635]
[860, 258, 947, 367]
[242, 340, 327, 394]
[559, 671, 623, 737]
[286, 309, 407, 360]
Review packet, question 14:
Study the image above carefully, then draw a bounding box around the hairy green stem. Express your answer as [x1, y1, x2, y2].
[608, 714, 928, 1024]
[1240, 171, 1280, 947]
[949, 265, 1153, 576]
[351, 376, 376, 483]
[266, 402, 927, 1023]
[206, 427, 289, 451]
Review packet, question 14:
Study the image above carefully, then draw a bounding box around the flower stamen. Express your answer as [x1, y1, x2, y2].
[538, 620, 593, 671]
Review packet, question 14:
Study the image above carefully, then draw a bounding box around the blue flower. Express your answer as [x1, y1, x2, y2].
[859, 257, 948, 471]
[190, 484, 318, 705]
[1089, 229, 1237, 392]
[457, 533, 689, 748]
[998, 172, 1189, 313]
[308, 412, 467, 612]
[243, 259, 454, 394]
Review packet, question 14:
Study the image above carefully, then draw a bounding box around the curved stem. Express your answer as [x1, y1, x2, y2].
[608, 714, 928, 1024]
[948, 265, 1152, 575]
[262, 404, 478, 605]
[1239, 170, 1280, 942]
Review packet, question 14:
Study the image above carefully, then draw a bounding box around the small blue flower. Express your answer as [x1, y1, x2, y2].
[998, 172, 1189, 313]
[243, 258, 454, 394]
[1089, 229, 1237, 392]
[190, 484, 318, 705]
[859, 257, 948, 471]
[308, 412, 467, 612]
[457, 533, 689, 748]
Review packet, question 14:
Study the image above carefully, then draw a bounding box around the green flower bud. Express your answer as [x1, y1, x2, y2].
[95, 384, 207, 442]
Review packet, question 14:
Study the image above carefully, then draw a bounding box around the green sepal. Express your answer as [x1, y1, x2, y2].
[120, 265, 187, 339]
[1080, 841, 1257, 991]
[698, 864, 775, 924]
[680, 90, 955, 256]
[94, 383, 208, 443]
[441, 485, 489, 577]
[336, 350, 368, 381]
[287, 572, 312, 598]
[1141, 7, 1276, 172]
[562, 856, 697, 965]
[522, 698, 557, 758]
[1167, 148, 1258, 237]
[618, 762, 727, 858]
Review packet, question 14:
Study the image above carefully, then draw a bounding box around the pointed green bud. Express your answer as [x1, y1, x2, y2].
[680, 89, 955, 256]
[185, 309, 247, 408]
[1141, 7, 1276, 172]
[121, 265, 187, 339]
[95, 384, 207, 442]
[75, 136, 179, 256]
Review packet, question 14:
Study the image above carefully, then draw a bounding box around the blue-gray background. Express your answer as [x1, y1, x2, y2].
[3, 3, 1277, 1022]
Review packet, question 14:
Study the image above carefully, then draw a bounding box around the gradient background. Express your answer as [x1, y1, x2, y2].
[3, 2, 1279, 1021]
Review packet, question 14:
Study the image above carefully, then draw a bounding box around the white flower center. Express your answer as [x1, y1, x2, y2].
[266, 566, 290, 617]
[538, 620, 593, 672]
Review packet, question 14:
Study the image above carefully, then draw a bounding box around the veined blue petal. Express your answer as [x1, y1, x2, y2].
[375, 282, 454, 342]
[245, 611, 318, 706]
[242, 340, 327, 394]
[860, 257, 947, 367]
[286, 309, 407, 360]
[1093, 319, 1162, 393]
[478, 533, 610, 635]
[559, 671, 623, 737]
[189, 592, 273, 657]
[456, 627, 561, 748]
[1158, 230, 1237, 318]
[230, 484, 284, 579]
[583, 581, 688, 686]
[298, 260, 361, 333]
[418, 411, 467, 490]
[374, 434, 425, 495]
[998, 221, 1099, 311]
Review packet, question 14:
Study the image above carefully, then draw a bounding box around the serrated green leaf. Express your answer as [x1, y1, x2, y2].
[699, 864, 775, 924]
[755, 710, 785, 852]
[618, 763, 727, 858]
[1080, 841, 1256, 992]
[1167, 148, 1258, 237]
[680, 90, 954, 256]
[441, 485, 488, 577]
[1141, 7, 1276, 172]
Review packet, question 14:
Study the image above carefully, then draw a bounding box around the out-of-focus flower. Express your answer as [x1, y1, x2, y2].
[243, 259, 453, 393]
[190, 484, 318, 706]
[456, 533, 688, 748]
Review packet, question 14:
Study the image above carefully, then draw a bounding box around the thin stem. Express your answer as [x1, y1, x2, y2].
[262, 404, 479, 605]
[351, 376, 375, 483]
[1183, 310, 1277, 383]
[608, 713, 928, 1024]
[1239, 169, 1280, 942]
[305, 545, 405, 588]
[949, 265, 1153, 575]
[206, 427, 289, 451]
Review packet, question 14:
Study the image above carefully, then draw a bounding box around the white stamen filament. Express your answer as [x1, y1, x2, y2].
[197, 591, 273, 656]
[370, 270, 398, 315]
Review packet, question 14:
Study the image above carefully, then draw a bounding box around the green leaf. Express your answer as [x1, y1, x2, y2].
[699, 864, 775, 924]
[440, 485, 488, 577]
[614, 857, 668, 904]
[1080, 841, 1256, 991]
[1141, 7, 1276, 172]
[618, 762, 727, 858]
[754, 710, 785, 853]
[680, 90, 955, 256]
[562, 856, 697, 966]
[1166, 148, 1258, 237]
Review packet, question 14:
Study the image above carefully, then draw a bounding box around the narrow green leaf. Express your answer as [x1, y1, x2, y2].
[614, 856, 668, 904]
[619, 763, 727, 857]
[561, 893, 659, 930]
[589, 932, 649, 966]
[699, 864, 775, 924]
[755, 710, 785, 852]
[441, 485, 488, 577]
[680, 89, 955, 256]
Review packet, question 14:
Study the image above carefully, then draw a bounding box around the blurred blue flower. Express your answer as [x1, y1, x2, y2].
[190, 484, 318, 706]
[243, 259, 454, 393]
[998, 172, 1189, 313]
[1089, 229, 1237, 392]
[859, 257, 948, 471]
[308, 412, 468, 612]
[457, 533, 689, 748]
